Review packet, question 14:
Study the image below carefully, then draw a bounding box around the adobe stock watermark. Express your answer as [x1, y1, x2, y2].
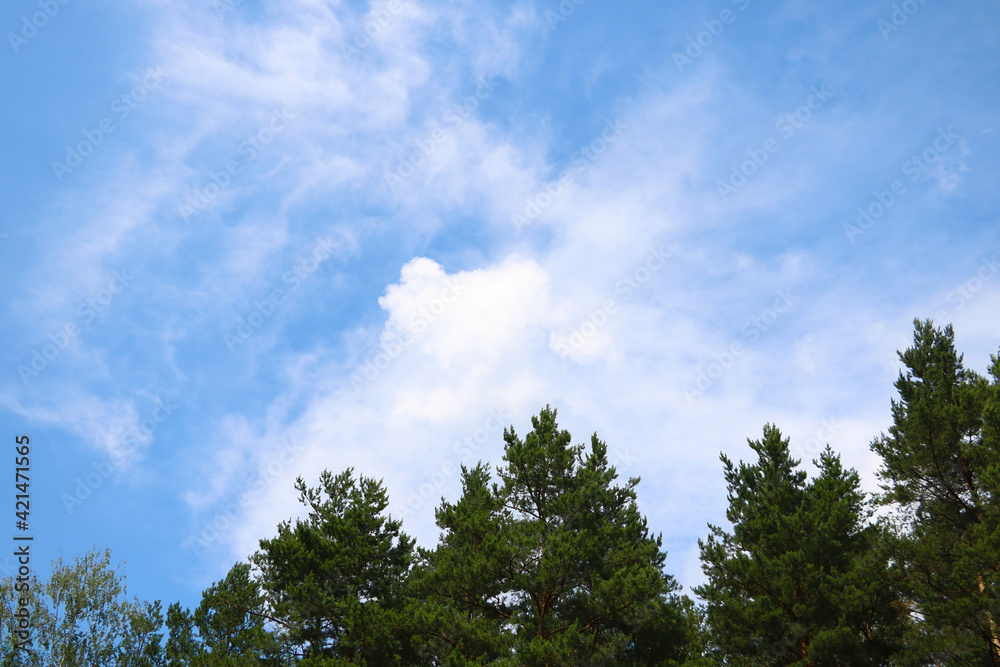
[930, 254, 999, 322]
[511, 116, 627, 231]
[717, 85, 833, 202]
[213, 0, 243, 20]
[384, 77, 498, 192]
[399, 408, 508, 516]
[61, 398, 179, 514]
[0, 555, 22, 578]
[186, 439, 307, 552]
[351, 275, 466, 392]
[797, 418, 845, 457]
[17, 269, 134, 384]
[843, 127, 959, 244]
[398, 408, 638, 517]
[224, 235, 340, 351]
[544, 0, 587, 31]
[180, 108, 295, 220]
[341, 0, 406, 61]
[872, 325, 914, 372]
[877, 0, 931, 40]
[402, 442, 637, 515]
[51, 67, 167, 182]
[7, 0, 72, 54]
[683, 288, 797, 403]
[673, 0, 751, 73]
[551, 245, 672, 356]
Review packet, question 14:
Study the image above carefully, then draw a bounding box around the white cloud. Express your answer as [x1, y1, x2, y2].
[0, 388, 147, 463]
[184, 69, 945, 591]
[9, 0, 997, 604]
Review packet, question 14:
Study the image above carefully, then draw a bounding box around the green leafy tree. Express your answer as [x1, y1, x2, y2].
[696, 424, 907, 666]
[251, 468, 416, 665]
[0, 546, 164, 666]
[409, 406, 696, 665]
[870, 319, 1000, 665]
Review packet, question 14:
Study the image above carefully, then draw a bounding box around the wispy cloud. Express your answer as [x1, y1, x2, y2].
[1, 0, 998, 608]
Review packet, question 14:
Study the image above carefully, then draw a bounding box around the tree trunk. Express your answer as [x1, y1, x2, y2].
[977, 573, 1000, 663]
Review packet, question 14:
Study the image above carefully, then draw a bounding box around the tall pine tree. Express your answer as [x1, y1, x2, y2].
[251, 469, 417, 665]
[697, 424, 907, 665]
[870, 319, 1000, 665]
[405, 462, 516, 664]
[409, 406, 695, 665]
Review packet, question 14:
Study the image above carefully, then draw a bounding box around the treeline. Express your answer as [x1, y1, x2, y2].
[1, 319, 999, 665]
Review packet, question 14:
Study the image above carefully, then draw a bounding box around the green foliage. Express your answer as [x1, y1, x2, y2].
[870, 319, 1000, 665]
[165, 562, 288, 665]
[405, 462, 516, 664]
[696, 424, 907, 665]
[409, 405, 696, 665]
[5, 332, 998, 667]
[165, 602, 198, 665]
[0, 546, 164, 666]
[251, 468, 416, 665]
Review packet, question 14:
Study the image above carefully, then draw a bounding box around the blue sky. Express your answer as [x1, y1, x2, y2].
[1, 0, 999, 613]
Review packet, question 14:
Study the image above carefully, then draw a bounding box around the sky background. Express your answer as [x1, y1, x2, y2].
[1, 0, 999, 615]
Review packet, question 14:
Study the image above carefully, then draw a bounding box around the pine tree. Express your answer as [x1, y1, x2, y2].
[870, 319, 1000, 665]
[410, 406, 694, 665]
[405, 462, 516, 664]
[165, 562, 288, 665]
[251, 468, 416, 665]
[697, 424, 907, 665]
